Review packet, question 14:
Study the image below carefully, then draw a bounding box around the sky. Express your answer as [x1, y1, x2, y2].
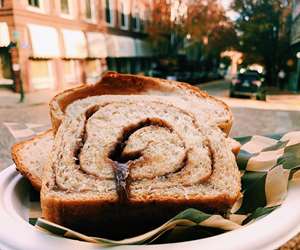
[221, 0, 232, 10]
[220, 0, 239, 20]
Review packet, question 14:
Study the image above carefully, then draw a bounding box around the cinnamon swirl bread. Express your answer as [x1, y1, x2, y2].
[10, 72, 240, 237]
[12, 72, 238, 193]
[12, 131, 240, 192]
[41, 94, 241, 238]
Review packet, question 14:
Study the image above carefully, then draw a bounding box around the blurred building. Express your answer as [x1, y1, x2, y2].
[0, 0, 152, 92]
[290, 0, 300, 91]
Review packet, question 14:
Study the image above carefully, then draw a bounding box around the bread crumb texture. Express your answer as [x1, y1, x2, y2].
[42, 95, 241, 207]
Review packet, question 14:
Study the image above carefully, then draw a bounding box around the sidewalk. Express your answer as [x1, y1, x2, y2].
[196, 79, 230, 89]
[221, 96, 300, 111]
[1, 80, 300, 110]
[0, 88, 57, 108]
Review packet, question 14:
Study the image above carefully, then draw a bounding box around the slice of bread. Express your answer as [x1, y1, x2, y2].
[11, 130, 53, 191]
[50, 71, 233, 135]
[41, 95, 241, 238]
[11, 130, 240, 192]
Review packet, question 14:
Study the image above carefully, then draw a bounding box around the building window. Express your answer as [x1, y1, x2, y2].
[85, 59, 102, 84]
[132, 16, 137, 30]
[60, 0, 70, 15]
[119, 0, 129, 29]
[83, 0, 96, 22]
[30, 60, 54, 89]
[28, 0, 40, 8]
[85, 0, 92, 19]
[105, 0, 114, 26]
[132, 15, 140, 31]
[107, 58, 117, 71]
[140, 20, 145, 32]
[0, 51, 13, 85]
[84, 0, 96, 22]
[132, 3, 140, 31]
[105, 0, 111, 23]
[120, 2, 125, 26]
[139, 7, 148, 32]
[27, 0, 46, 13]
[60, 0, 75, 19]
[63, 59, 80, 84]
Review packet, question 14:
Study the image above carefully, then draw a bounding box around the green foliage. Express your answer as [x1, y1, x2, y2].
[231, 0, 292, 85]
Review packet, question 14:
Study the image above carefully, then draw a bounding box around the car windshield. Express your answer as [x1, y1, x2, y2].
[238, 73, 261, 81]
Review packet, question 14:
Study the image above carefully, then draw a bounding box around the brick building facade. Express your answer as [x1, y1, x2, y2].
[0, 0, 152, 92]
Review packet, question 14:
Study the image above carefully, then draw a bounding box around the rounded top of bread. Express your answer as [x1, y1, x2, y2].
[49, 71, 232, 134]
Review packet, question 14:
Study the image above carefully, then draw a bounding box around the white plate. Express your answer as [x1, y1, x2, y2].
[0, 165, 300, 250]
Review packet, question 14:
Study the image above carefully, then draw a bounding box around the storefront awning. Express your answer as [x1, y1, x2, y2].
[135, 39, 152, 57]
[28, 24, 60, 58]
[0, 22, 10, 47]
[106, 35, 136, 58]
[86, 32, 107, 58]
[62, 29, 87, 59]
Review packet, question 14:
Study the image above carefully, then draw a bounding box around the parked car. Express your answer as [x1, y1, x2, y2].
[230, 71, 266, 100]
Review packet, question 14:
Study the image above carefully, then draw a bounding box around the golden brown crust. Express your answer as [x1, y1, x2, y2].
[228, 138, 241, 156]
[49, 71, 233, 135]
[11, 130, 52, 191]
[42, 192, 240, 239]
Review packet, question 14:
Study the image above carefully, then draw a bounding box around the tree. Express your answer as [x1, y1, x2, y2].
[231, 0, 292, 86]
[148, 0, 237, 60]
[147, 0, 172, 56]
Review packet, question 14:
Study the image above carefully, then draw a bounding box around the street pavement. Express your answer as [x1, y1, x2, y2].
[0, 88, 56, 169]
[0, 104, 50, 170]
[197, 80, 300, 137]
[1, 80, 300, 169]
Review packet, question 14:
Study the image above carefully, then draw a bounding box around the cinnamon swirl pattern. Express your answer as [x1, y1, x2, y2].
[45, 95, 240, 204]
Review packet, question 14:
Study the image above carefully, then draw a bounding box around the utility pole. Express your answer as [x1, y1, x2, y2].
[9, 42, 24, 102]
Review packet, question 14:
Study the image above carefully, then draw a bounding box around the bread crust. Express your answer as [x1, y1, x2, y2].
[11, 130, 52, 191]
[42, 191, 240, 239]
[227, 138, 241, 156]
[49, 71, 232, 135]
